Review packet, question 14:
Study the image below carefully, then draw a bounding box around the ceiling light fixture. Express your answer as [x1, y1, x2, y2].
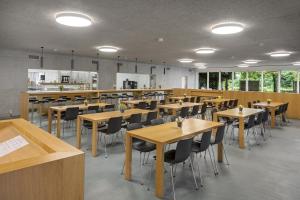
[242, 59, 261, 64]
[211, 22, 244, 34]
[269, 51, 292, 57]
[292, 62, 300, 66]
[97, 46, 120, 53]
[178, 58, 194, 63]
[195, 48, 216, 54]
[55, 12, 92, 27]
[237, 64, 249, 68]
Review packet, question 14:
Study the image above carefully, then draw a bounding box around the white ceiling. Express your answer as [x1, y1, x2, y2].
[1, 0, 300, 69]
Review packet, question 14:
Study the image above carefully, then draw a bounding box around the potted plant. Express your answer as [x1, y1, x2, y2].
[179, 100, 183, 105]
[238, 105, 244, 113]
[267, 99, 272, 104]
[84, 99, 88, 106]
[59, 85, 64, 91]
[119, 103, 127, 113]
[176, 117, 184, 128]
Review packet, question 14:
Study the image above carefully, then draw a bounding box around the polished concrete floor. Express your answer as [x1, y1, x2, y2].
[36, 116, 300, 200]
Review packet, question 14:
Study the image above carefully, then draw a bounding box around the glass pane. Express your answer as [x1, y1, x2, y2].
[248, 71, 261, 91]
[221, 72, 233, 90]
[198, 73, 207, 89]
[209, 72, 219, 90]
[281, 71, 297, 93]
[263, 71, 278, 92]
[233, 72, 247, 91]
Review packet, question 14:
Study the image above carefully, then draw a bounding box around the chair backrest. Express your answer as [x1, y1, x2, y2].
[247, 114, 256, 128]
[149, 101, 157, 110]
[223, 101, 228, 108]
[248, 102, 252, 108]
[127, 123, 143, 131]
[284, 103, 289, 112]
[191, 105, 200, 116]
[103, 104, 115, 112]
[137, 102, 147, 109]
[256, 112, 263, 124]
[150, 118, 164, 126]
[64, 107, 79, 121]
[190, 97, 195, 103]
[279, 105, 285, 113]
[257, 100, 260, 103]
[128, 113, 142, 124]
[213, 125, 226, 144]
[195, 96, 201, 103]
[200, 103, 207, 114]
[197, 131, 212, 152]
[145, 111, 158, 125]
[180, 107, 189, 118]
[160, 100, 166, 105]
[183, 98, 189, 102]
[174, 138, 193, 163]
[107, 116, 123, 134]
[228, 100, 234, 108]
[88, 105, 100, 113]
[169, 115, 177, 122]
[233, 99, 238, 107]
[262, 109, 269, 123]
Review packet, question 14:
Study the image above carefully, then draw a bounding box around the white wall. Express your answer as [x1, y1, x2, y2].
[0, 48, 196, 118]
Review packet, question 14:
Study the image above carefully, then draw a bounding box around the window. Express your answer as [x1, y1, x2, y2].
[233, 72, 247, 91]
[248, 71, 261, 91]
[209, 72, 219, 90]
[263, 71, 278, 92]
[280, 71, 297, 93]
[198, 73, 207, 89]
[221, 72, 233, 90]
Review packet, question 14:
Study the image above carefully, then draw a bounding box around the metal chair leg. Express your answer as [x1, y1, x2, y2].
[104, 134, 108, 158]
[170, 165, 176, 200]
[208, 146, 218, 175]
[223, 146, 230, 166]
[189, 157, 199, 190]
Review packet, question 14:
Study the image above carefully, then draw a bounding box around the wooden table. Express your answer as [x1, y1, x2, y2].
[204, 98, 232, 106]
[76, 108, 150, 157]
[168, 96, 193, 102]
[48, 102, 108, 138]
[253, 102, 285, 128]
[121, 99, 157, 107]
[0, 118, 84, 200]
[158, 102, 202, 115]
[214, 108, 263, 149]
[124, 118, 223, 198]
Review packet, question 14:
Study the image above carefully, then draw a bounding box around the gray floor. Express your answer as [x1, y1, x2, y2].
[35, 116, 300, 200]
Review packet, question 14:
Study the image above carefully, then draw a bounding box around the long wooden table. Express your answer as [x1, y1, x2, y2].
[158, 102, 202, 115]
[204, 98, 232, 106]
[253, 102, 285, 128]
[76, 108, 150, 157]
[124, 118, 223, 198]
[48, 102, 108, 138]
[168, 96, 194, 102]
[214, 108, 263, 149]
[121, 99, 157, 107]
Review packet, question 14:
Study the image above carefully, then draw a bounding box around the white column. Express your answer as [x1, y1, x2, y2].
[297, 72, 299, 93]
[246, 71, 249, 91]
[218, 71, 221, 90]
[261, 71, 264, 92]
[278, 71, 281, 93]
[207, 72, 209, 89]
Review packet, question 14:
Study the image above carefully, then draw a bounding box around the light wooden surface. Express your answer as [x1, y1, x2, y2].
[214, 108, 263, 148]
[124, 118, 223, 198]
[121, 99, 157, 107]
[0, 119, 84, 200]
[253, 101, 285, 127]
[168, 96, 193, 101]
[158, 102, 202, 115]
[48, 102, 108, 138]
[204, 98, 232, 105]
[76, 108, 150, 157]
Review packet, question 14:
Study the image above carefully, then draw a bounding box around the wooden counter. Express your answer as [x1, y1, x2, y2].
[0, 119, 84, 200]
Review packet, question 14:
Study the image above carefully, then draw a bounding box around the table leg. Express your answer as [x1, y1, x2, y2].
[48, 109, 52, 133]
[56, 111, 61, 138]
[92, 121, 98, 157]
[155, 143, 165, 198]
[124, 134, 132, 180]
[270, 108, 276, 128]
[238, 117, 245, 149]
[76, 117, 82, 149]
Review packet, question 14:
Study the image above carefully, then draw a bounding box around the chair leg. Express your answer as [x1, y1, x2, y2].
[189, 157, 199, 190]
[104, 134, 108, 158]
[120, 160, 125, 175]
[223, 146, 230, 166]
[170, 165, 176, 200]
[208, 146, 218, 175]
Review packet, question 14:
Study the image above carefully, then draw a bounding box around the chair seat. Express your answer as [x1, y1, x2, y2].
[83, 121, 106, 129]
[233, 122, 250, 129]
[164, 149, 176, 164]
[133, 142, 156, 152]
[192, 141, 206, 153]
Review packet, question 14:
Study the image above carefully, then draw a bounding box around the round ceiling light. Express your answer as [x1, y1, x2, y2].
[242, 59, 261, 64]
[55, 12, 92, 27]
[292, 62, 300, 66]
[178, 58, 194, 63]
[237, 64, 249, 68]
[194, 63, 207, 69]
[211, 22, 244, 34]
[269, 51, 292, 57]
[195, 48, 216, 54]
[97, 46, 120, 53]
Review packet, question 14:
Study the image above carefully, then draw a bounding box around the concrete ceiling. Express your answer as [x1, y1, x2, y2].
[1, 0, 300, 69]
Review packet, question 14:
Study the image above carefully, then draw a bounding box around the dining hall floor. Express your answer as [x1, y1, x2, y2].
[37, 117, 300, 200]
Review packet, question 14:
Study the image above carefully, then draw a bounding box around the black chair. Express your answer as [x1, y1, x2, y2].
[148, 101, 157, 110]
[191, 131, 214, 186]
[190, 96, 195, 103]
[179, 107, 189, 118]
[183, 97, 189, 102]
[262, 108, 271, 136]
[232, 99, 238, 108]
[103, 104, 115, 112]
[122, 113, 142, 128]
[143, 111, 158, 126]
[248, 102, 252, 108]
[137, 101, 147, 109]
[87, 105, 100, 113]
[228, 99, 234, 109]
[189, 105, 200, 118]
[98, 116, 123, 158]
[195, 96, 201, 103]
[275, 104, 285, 126]
[199, 103, 207, 120]
[210, 125, 229, 175]
[164, 138, 199, 200]
[282, 103, 289, 124]
[255, 112, 264, 141]
[62, 107, 79, 137]
[150, 118, 164, 126]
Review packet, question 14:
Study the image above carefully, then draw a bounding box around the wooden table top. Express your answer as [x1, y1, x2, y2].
[204, 98, 232, 103]
[50, 102, 108, 112]
[78, 108, 150, 122]
[253, 102, 285, 108]
[169, 96, 193, 100]
[121, 99, 157, 105]
[215, 108, 263, 118]
[158, 102, 202, 110]
[127, 118, 223, 144]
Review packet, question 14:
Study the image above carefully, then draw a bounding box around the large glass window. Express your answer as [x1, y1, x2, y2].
[248, 71, 261, 91]
[221, 72, 233, 90]
[280, 71, 297, 93]
[233, 72, 247, 91]
[209, 72, 219, 90]
[198, 72, 207, 89]
[263, 71, 278, 92]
